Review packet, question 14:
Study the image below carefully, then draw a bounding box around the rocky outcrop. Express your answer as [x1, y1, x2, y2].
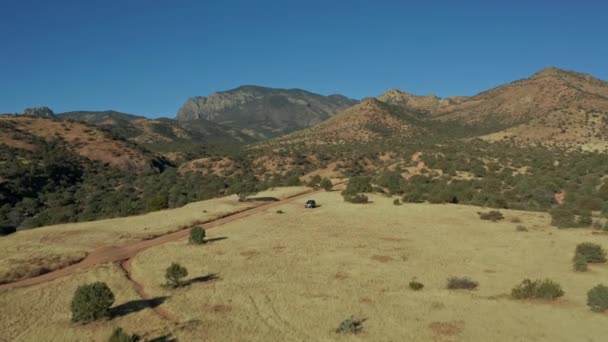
[22, 107, 55, 117]
[177, 85, 357, 139]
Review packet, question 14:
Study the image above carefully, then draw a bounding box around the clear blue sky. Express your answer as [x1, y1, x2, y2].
[1, 0, 606, 117]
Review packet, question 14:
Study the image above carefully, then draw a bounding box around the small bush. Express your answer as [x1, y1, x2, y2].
[108, 328, 139, 342]
[276, 210, 284, 214]
[409, 280, 424, 291]
[335, 316, 364, 334]
[393, 198, 402, 206]
[511, 278, 564, 300]
[447, 277, 478, 290]
[577, 214, 593, 227]
[510, 217, 522, 223]
[478, 210, 504, 222]
[587, 284, 608, 312]
[573, 253, 589, 272]
[343, 193, 369, 204]
[320, 178, 333, 191]
[71, 282, 115, 322]
[575, 242, 607, 263]
[516, 225, 528, 232]
[188, 226, 206, 244]
[165, 262, 188, 288]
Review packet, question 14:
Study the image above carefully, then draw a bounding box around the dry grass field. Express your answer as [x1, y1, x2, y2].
[0, 263, 170, 341]
[127, 192, 608, 341]
[2, 190, 608, 341]
[0, 186, 310, 284]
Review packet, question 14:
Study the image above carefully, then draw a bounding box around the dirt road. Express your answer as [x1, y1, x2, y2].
[0, 189, 320, 291]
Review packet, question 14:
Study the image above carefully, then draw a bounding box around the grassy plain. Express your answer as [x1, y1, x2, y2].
[128, 191, 608, 341]
[2, 190, 608, 341]
[0, 186, 310, 284]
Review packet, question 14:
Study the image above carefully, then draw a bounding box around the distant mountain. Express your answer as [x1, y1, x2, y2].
[57, 110, 254, 158]
[177, 85, 358, 139]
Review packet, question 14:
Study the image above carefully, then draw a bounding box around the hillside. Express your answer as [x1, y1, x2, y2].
[58, 111, 254, 158]
[177, 85, 357, 139]
[378, 67, 608, 150]
[0, 115, 163, 172]
[263, 98, 420, 147]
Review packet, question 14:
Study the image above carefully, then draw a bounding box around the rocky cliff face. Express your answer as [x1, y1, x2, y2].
[177, 85, 357, 139]
[22, 107, 55, 117]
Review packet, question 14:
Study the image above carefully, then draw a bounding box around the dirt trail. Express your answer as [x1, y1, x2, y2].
[0, 189, 321, 291]
[119, 259, 177, 322]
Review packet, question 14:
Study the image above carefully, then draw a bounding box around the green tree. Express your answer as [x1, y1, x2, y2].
[343, 176, 372, 195]
[232, 179, 258, 202]
[587, 284, 608, 312]
[189, 226, 206, 244]
[165, 262, 188, 288]
[71, 282, 115, 322]
[320, 178, 333, 191]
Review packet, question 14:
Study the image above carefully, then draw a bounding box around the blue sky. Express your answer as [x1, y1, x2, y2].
[1, 0, 606, 117]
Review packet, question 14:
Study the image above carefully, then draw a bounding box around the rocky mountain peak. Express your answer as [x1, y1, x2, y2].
[22, 107, 55, 117]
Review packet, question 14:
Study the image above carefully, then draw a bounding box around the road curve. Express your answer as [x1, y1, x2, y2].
[0, 189, 321, 291]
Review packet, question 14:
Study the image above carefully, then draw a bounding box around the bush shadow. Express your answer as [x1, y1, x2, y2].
[204, 236, 228, 244]
[186, 273, 220, 286]
[111, 296, 169, 318]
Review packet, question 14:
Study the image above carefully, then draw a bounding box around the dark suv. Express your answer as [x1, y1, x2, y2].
[305, 199, 317, 208]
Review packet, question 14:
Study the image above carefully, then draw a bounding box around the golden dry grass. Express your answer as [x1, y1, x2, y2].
[0, 263, 169, 342]
[0, 186, 310, 284]
[3, 191, 608, 341]
[122, 192, 608, 341]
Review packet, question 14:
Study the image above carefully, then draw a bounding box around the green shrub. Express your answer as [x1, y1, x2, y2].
[587, 284, 608, 312]
[550, 206, 576, 228]
[343, 176, 372, 195]
[577, 213, 593, 227]
[342, 193, 369, 204]
[478, 210, 504, 222]
[409, 280, 424, 291]
[165, 262, 188, 288]
[108, 327, 139, 342]
[511, 279, 564, 300]
[276, 210, 284, 214]
[575, 242, 607, 263]
[573, 253, 589, 272]
[320, 178, 333, 191]
[188, 226, 206, 244]
[335, 316, 364, 334]
[516, 225, 528, 232]
[307, 175, 322, 187]
[447, 277, 478, 290]
[71, 282, 115, 322]
[393, 198, 402, 206]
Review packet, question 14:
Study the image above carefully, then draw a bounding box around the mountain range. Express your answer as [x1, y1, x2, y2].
[3, 67, 608, 166]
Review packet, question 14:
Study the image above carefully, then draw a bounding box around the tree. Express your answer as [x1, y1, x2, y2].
[343, 176, 372, 195]
[232, 179, 257, 202]
[320, 178, 333, 191]
[587, 284, 608, 312]
[165, 262, 188, 288]
[550, 206, 576, 228]
[71, 282, 115, 322]
[189, 225, 206, 244]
